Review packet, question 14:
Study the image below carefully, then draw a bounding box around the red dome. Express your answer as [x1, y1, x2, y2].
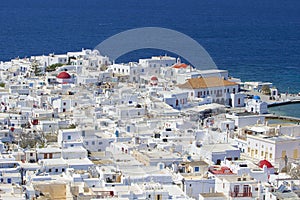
[57, 71, 71, 79]
[258, 160, 273, 168]
[151, 76, 158, 81]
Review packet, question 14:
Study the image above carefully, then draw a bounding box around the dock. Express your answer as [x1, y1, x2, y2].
[265, 114, 300, 123]
[246, 91, 300, 107]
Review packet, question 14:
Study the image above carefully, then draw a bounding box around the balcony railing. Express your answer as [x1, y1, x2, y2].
[229, 192, 252, 198]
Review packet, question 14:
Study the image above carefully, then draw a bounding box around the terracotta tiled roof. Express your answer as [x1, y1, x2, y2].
[172, 63, 188, 69]
[178, 77, 238, 89]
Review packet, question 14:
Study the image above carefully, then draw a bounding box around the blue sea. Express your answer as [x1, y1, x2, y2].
[0, 0, 299, 117]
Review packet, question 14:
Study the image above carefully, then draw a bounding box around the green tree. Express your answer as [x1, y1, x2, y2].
[261, 85, 271, 95]
[46, 63, 64, 72]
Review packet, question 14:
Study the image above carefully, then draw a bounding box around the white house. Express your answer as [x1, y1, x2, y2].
[225, 113, 265, 128]
[116, 105, 146, 120]
[57, 129, 83, 148]
[177, 77, 239, 105]
[8, 84, 30, 96]
[245, 96, 268, 114]
[83, 131, 115, 152]
[61, 146, 87, 160]
[246, 134, 299, 169]
[34, 54, 68, 67]
[36, 146, 61, 160]
[197, 144, 241, 165]
[175, 161, 215, 200]
[230, 93, 245, 108]
[52, 97, 79, 113]
[108, 63, 139, 83]
[214, 175, 260, 199]
[158, 90, 188, 109]
[38, 158, 68, 175]
[37, 120, 59, 133]
[139, 55, 176, 68]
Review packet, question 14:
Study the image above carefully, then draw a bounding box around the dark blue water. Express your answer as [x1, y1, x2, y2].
[0, 0, 299, 94]
[269, 103, 300, 119]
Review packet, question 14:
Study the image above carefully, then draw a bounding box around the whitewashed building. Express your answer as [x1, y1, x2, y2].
[246, 134, 299, 169]
[177, 77, 239, 105]
[245, 96, 268, 114]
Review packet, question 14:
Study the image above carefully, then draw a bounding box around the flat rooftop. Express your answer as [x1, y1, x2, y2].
[201, 143, 239, 152]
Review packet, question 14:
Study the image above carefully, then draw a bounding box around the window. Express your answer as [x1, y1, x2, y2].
[63, 102, 66, 106]
[92, 141, 95, 145]
[99, 142, 102, 145]
[282, 150, 286, 158]
[55, 169, 58, 172]
[293, 149, 298, 159]
[49, 169, 52, 172]
[30, 153, 33, 156]
[270, 153, 272, 159]
[194, 166, 199, 172]
[85, 141, 88, 145]
[234, 185, 239, 193]
[261, 151, 264, 156]
[67, 135, 71, 140]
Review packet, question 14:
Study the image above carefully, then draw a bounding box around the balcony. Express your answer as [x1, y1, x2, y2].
[229, 192, 252, 198]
